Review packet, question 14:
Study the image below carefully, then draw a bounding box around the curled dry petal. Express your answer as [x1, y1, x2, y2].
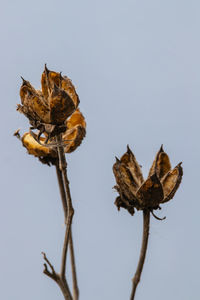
[161, 163, 183, 203]
[22, 132, 56, 158]
[148, 145, 171, 179]
[63, 109, 86, 153]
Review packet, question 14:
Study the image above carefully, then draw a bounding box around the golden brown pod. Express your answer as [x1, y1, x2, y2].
[113, 146, 183, 216]
[18, 65, 79, 126]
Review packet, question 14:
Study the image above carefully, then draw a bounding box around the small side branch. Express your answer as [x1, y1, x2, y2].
[42, 252, 72, 300]
[130, 209, 150, 300]
[42, 252, 58, 281]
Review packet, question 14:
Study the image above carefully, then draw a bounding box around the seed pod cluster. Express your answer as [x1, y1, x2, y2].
[17, 65, 79, 127]
[113, 146, 183, 215]
[16, 66, 86, 165]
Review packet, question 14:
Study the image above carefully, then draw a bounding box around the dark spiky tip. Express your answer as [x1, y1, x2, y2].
[13, 129, 21, 140]
[44, 63, 50, 75]
[59, 72, 63, 80]
[176, 162, 183, 175]
[159, 144, 164, 152]
[115, 156, 120, 163]
[20, 76, 28, 86]
[127, 144, 135, 156]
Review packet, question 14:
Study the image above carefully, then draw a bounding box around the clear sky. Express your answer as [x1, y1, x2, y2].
[1, 0, 200, 299]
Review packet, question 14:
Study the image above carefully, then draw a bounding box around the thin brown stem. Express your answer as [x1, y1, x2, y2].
[69, 231, 79, 300]
[55, 162, 68, 221]
[130, 209, 150, 300]
[56, 163, 79, 299]
[56, 134, 74, 280]
[55, 133, 80, 300]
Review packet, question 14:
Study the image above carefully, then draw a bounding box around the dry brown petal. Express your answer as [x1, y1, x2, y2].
[65, 108, 86, 129]
[161, 163, 183, 203]
[63, 127, 85, 153]
[41, 67, 79, 109]
[113, 159, 138, 202]
[41, 66, 62, 99]
[61, 76, 79, 108]
[41, 71, 50, 99]
[156, 152, 171, 179]
[49, 84, 75, 124]
[136, 174, 164, 209]
[148, 146, 171, 179]
[120, 146, 144, 187]
[22, 132, 56, 158]
[19, 80, 50, 123]
[63, 109, 86, 153]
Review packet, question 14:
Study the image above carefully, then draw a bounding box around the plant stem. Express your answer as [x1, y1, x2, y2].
[56, 134, 74, 278]
[55, 163, 79, 300]
[42, 133, 77, 300]
[130, 209, 150, 300]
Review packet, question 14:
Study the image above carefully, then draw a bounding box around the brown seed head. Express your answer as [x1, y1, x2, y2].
[113, 146, 183, 216]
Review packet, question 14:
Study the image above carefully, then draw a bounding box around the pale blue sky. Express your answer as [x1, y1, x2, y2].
[1, 0, 200, 299]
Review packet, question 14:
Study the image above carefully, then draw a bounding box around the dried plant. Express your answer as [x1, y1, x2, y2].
[15, 65, 86, 300]
[15, 65, 183, 300]
[113, 145, 183, 299]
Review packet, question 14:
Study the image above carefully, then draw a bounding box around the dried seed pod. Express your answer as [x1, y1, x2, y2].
[18, 65, 79, 127]
[17, 66, 86, 164]
[113, 146, 183, 216]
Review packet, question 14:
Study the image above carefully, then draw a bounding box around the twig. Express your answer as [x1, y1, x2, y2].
[42, 252, 72, 300]
[56, 163, 79, 300]
[130, 209, 150, 300]
[56, 134, 74, 280]
[69, 231, 79, 300]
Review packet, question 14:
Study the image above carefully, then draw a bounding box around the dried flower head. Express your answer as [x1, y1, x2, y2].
[113, 146, 183, 216]
[16, 66, 86, 165]
[17, 65, 79, 136]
